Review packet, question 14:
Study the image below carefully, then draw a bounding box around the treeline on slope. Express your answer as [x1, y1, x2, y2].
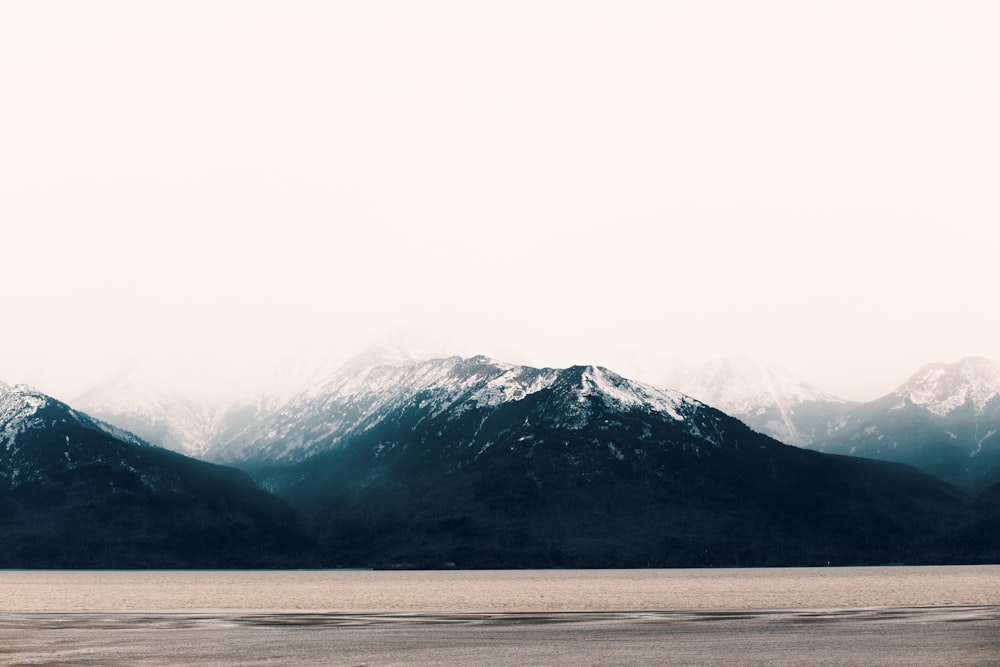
[0, 401, 314, 568]
[257, 391, 1000, 569]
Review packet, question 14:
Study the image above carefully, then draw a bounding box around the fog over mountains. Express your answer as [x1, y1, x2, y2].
[6, 343, 1000, 568]
[675, 356, 850, 447]
[5, 1, 999, 570]
[811, 358, 1000, 490]
[70, 344, 1000, 491]
[674, 356, 1000, 490]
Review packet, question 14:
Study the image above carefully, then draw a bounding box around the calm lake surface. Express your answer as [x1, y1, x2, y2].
[3, 566, 1000, 665]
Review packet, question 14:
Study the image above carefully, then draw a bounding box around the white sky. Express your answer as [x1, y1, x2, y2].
[2, 1, 999, 402]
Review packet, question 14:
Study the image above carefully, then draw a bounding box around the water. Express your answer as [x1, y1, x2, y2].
[2, 567, 1000, 665]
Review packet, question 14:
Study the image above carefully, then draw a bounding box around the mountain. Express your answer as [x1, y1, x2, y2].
[0, 381, 312, 568]
[894, 357, 1000, 418]
[72, 355, 235, 458]
[810, 357, 1000, 489]
[72, 339, 486, 458]
[75, 379, 227, 459]
[674, 356, 1000, 490]
[211, 349, 552, 467]
[677, 357, 855, 446]
[217, 354, 969, 569]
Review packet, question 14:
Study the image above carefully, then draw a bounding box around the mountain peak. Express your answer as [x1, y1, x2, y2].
[561, 364, 690, 422]
[0, 381, 48, 435]
[897, 357, 1000, 416]
[308, 341, 473, 391]
[214, 355, 709, 466]
[0, 381, 43, 396]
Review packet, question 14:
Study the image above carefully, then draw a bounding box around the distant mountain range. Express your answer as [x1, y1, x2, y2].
[73, 349, 1000, 490]
[808, 357, 1000, 490]
[9, 348, 1000, 568]
[676, 356, 851, 447]
[677, 356, 1000, 490]
[72, 348, 1000, 491]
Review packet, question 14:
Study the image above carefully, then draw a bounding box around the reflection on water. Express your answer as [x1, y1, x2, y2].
[2, 565, 1000, 612]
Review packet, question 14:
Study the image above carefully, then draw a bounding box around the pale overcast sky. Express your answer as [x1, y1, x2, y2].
[2, 1, 999, 402]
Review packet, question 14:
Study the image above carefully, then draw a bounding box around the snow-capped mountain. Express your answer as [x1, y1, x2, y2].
[1, 382, 53, 464]
[1, 380, 158, 494]
[677, 357, 852, 446]
[72, 337, 511, 459]
[1, 380, 147, 456]
[0, 380, 310, 567]
[75, 378, 227, 458]
[71, 352, 240, 458]
[204, 353, 971, 568]
[661, 356, 1000, 489]
[11, 354, 994, 567]
[892, 357, 1000, 417]
[212, 353, 712, 467]
[809, 357, 1000, 489]
[67, 340, 1000, 495]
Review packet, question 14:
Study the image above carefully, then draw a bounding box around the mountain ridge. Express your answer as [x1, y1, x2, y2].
[8, 357, 1000, 568]
[202, 354, 980, 568]
[212, 355, 711, 470]
[892, 357, 1000, 417]
[63, 348, 1000, 492]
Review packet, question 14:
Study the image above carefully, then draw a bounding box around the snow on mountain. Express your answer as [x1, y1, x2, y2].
[576, 365, 688, 420]
[0, 381, 47, 451]
[677, 356, 847, 446]
[213, 353, 705, 466]
[70, 347, 320, 457]
[893, 357, 1000, 417]
[74, 370, 227, 458]
[70, 336, 525, 458]
[680, 356, 839, 413]
[1, 379, 314, 568]
[1, 380, 152, 489]
[221, 355, 974, 570]
[803, 357, 1000, 489]
[66, 337, 1000, 490]
[2, 381, 146, 456]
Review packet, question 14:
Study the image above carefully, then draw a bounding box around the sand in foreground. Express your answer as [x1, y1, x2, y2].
[3, 607, 1000, 666]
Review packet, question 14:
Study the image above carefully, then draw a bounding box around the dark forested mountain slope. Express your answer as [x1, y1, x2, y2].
[0, 381, 312, 568]
[222, 356, 969, 568]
